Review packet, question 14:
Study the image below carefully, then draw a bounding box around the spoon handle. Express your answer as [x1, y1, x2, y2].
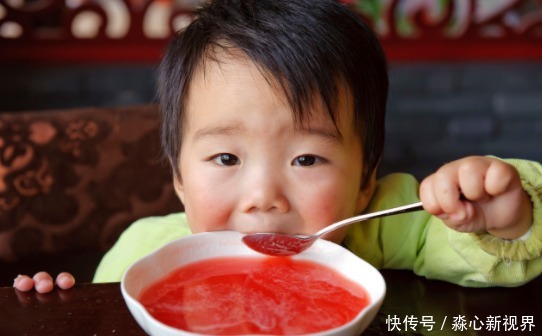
[315, 201, 424, 237]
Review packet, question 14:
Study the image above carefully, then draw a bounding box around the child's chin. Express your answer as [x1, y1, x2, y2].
[322, 229, 349, 244]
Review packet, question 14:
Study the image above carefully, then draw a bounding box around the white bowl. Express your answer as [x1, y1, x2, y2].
[121, 231, 385, 336]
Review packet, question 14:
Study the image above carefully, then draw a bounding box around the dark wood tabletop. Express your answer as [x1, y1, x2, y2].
[1, 270, 540, 336]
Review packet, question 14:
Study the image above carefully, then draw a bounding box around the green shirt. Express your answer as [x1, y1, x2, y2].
[94, 158, 542, 287]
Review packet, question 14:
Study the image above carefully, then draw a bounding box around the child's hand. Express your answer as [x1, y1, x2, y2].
[13, 272, 75, 293]
[420, 156, 533, 240]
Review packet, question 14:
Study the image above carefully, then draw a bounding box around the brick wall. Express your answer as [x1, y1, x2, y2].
[382, 62, 542, 180]
[0, 65, 157, 112]
[1, 63, 541, 180]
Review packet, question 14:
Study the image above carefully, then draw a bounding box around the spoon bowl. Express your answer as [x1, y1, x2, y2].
[241, 233, 314, 256]
[243, 201, 424, 256]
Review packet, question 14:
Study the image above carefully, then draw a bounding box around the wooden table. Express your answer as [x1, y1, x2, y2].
[1, 270, 540, 335]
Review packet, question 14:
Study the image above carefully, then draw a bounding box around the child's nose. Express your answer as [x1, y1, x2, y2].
[240, 169, 290, 214]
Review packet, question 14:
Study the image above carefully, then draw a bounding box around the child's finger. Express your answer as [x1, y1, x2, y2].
[485, 160, 519, 196]
[33, 272, 54, 293]
[445, 201, 475, 228]
[457, 160, 488, 201]
[13, 275, 35, 292]
[419, 175, 444, 216]
[432, 167, 462, 215]
[56, 272, 75, 290]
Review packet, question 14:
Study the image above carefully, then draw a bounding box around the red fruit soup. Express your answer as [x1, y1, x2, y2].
[139, 256, 370, 335]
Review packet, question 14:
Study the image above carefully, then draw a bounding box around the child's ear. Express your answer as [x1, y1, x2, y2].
[173, 173, 185, 205]
[356, 168, 377, 213]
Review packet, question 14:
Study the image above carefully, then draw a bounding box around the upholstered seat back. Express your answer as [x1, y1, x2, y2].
[0, 104, 182, 269]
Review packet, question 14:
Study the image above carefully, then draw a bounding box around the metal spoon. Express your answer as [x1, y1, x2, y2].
[242, 201, 424, 256]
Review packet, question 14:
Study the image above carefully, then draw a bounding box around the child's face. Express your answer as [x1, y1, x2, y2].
[174, 51, 375, 244]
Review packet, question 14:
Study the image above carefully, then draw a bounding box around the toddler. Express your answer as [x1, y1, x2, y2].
[15, 0, 541, 293]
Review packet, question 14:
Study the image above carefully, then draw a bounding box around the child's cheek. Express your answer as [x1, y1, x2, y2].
[307, 191, 357, 244]
[310, 194, 340, 223]
[301, 188, 356, 231]
[185, 183, 235, 233]
[304, 194, 341, 231]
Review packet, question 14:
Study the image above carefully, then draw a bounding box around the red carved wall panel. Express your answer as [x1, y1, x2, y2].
[0, 0, 541, 63]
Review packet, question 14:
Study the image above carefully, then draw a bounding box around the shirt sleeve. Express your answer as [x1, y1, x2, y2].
[473, 158, 542, 260]
[344, 159, 542, 288]
[93, 213, 192, 283]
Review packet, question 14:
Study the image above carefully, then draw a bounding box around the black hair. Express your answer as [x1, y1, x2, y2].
[158, 0, 388, 187]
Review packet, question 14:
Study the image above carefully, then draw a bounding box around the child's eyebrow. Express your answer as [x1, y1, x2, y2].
[298, 126, 343, 144]
[192, 124, 342, 143]
[193, 125, 241, 141]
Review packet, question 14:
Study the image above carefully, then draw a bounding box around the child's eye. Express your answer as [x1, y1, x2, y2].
[211, 153, 240, 166]
[292, 155, 323, 167]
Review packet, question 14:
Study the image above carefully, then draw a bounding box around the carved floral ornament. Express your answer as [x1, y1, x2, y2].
[0, 0, 541, 61]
